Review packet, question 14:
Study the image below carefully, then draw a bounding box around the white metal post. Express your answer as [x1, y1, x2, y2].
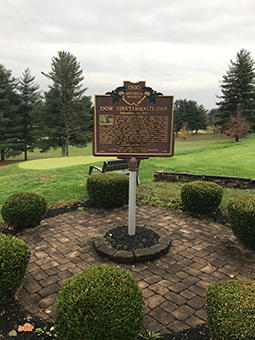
[128, 170, 137, 236]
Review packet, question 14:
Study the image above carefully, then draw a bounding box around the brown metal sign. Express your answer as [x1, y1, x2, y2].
[93, 81, 174, 157]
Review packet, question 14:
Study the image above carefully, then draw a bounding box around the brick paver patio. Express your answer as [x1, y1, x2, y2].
[17, 205, 255, 335]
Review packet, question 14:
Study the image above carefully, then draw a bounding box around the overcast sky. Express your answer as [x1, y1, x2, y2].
[1, 0, 255, 110]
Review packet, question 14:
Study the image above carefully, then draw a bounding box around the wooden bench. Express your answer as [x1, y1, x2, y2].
[88, 159, 140, 185]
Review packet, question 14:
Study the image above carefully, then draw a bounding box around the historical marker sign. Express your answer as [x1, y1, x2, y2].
[93, 81, 174, 157]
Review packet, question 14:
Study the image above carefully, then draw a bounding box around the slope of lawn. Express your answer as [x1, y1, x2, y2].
[174, 130, 231, 155]
[140, 133, 255, 181]
[0, 163, 92, 209]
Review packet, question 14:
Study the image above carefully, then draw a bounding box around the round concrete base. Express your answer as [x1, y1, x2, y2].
[92, 227, 171, 263]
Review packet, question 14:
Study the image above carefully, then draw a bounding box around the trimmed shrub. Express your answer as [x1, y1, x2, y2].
[87, 172, 129, 208]
[54, 264, 144, 340]
[227, 195, 255, 249]
[206, 280, 255, 340]
[181, 181, 223, 215]
[1, 192, 47, 228]
[0, 234, 30, 300]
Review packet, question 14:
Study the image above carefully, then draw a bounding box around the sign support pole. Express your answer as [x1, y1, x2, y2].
[127, 157, 138, 236]
[128, 170, 136, 236]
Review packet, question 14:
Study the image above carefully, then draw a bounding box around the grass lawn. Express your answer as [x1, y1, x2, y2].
[175, 131, 231, 154]
[0, 163, 90, 209]
[1, 132, 255, 220]
[138, 133, 255, 181]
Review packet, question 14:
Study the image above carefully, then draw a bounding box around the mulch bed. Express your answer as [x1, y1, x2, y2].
[0, 160, 23, 167]
[0, 298, 55, 339]
[0, 294, 210, 340]
[0, 295, 210, 339]
[105, 225, 160, 251]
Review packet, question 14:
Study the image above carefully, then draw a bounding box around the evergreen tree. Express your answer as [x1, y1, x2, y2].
[207, 108, 218, 126]
[174, 99, 192, 133]
[191, 104, 208, 133]
[18, 68, 41, 160]
[174, 99, 208, 134]
[216, 49, 255, 131]
[0, 64, 21, 161]
[40, 51, 93, 156]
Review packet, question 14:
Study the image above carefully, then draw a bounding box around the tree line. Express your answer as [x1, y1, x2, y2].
[174, 49, 255, 142]
[0, 51, 93, 161]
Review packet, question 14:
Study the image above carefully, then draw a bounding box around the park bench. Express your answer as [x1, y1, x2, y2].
[88, 159, 140, 185]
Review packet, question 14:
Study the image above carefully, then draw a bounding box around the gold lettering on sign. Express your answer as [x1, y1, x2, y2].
[116, 106, 155, 112]
[100, 106, 114, 111]
[157, 107, 168, 111]
[128, 85, 140, 90]
[98, 115, 170, 153]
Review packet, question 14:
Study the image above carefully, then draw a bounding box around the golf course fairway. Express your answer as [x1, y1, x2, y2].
[18, 155, 116, 170]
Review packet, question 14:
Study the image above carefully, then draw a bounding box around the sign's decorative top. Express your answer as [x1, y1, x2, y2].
[93, 81, 174, 157]
[142, 86, 163, 103]
[106, 82, 163, 105]
[106, 86, 126, 103]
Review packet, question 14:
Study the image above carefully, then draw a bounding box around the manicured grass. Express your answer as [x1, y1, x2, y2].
[1, 132, 255, 222]
[175, 131, 231, 154]
[0, 163, 92, 209]
[140, 133, 255, 181]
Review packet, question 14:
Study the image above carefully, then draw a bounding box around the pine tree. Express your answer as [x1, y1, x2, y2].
[18, 68, 41, 160]
[174, 99, 208, 134]
[40, 51, 93, 156]
[216, 49, 255, 131]
[191, 104, 208, 133]
[0, 64, 21, 161]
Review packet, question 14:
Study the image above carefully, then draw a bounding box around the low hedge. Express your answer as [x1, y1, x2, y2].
[54, 264, 144, 340]
[206, 280, 255, 340]
[1, 192, 47, 228]
[87, 173, 129, 208]
[0, 234, 30, 300]
[181, 181, 223, 215]
[227, 195, 255, 249]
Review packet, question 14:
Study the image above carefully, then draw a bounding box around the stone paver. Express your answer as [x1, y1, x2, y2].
[16, 205, 255, 334]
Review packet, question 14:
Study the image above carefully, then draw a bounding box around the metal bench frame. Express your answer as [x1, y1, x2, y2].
[89, 159, 140, 185]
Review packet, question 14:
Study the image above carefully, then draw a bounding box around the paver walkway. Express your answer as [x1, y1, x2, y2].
[17, 205, 255, 335]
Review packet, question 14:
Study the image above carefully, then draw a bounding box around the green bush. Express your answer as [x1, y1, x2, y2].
[227, 195, 255, 249]
[206, 280, 255, 340]
[54, 264, 144, 340]
[87, 173, 129, 208]
[0, 234, 30, 300]
[181, 181, 223, 215]
[1, 192, 47, 228]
